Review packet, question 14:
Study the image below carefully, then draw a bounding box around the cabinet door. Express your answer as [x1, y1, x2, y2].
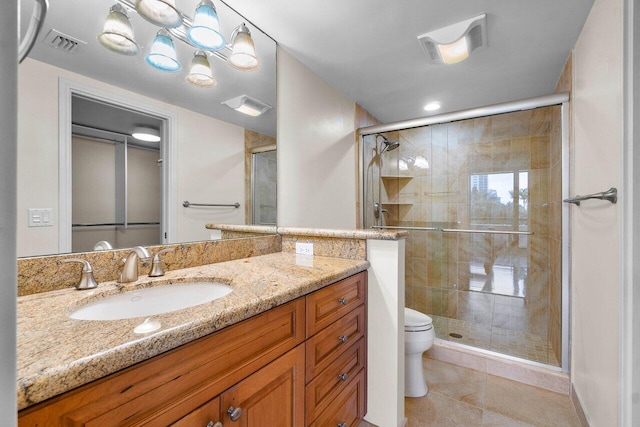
[220, 345, 305, 427]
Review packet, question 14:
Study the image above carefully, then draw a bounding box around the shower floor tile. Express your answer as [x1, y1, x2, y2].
[431, 315, 560, 366]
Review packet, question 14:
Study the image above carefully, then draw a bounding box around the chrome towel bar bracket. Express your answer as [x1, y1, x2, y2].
[563, 187, 617, 206]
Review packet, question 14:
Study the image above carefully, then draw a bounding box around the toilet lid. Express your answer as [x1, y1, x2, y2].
[405, 307, 432, 327]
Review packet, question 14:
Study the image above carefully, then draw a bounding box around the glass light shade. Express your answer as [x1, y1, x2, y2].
[187, 0, 225, 51]
[98, 4, 139, 56]
[228, 24, 260, 71]
[135, 0, 183, 28]
[186, 51, 217, 87]
[145, 30, 181, 72]
[132, 127, 161, 142]
[437, 36, 469, 64]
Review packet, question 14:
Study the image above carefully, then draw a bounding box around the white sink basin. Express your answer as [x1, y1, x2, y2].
[69, 282, 233, 321]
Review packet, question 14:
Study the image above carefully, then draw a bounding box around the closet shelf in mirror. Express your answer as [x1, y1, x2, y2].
[72, 222, 160, 227]
[381, 175, 414, 180]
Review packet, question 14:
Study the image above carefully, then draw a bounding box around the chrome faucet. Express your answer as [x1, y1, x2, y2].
[118, 246, 152, 283]
[62, 258, 99, 290]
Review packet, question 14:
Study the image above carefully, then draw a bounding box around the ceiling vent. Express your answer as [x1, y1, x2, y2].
[42, 29, 86, 54]
[418, 14, 487, 64]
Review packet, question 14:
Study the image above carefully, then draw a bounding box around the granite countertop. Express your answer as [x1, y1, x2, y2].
[17, 252, 369, 410]
[204, 223, 409, 240]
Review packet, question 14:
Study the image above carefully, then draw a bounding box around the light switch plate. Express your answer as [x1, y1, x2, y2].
[28, 208, 53, 227]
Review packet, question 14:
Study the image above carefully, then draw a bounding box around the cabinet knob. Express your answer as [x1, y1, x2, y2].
[338, 297, 348, 305]
[338, 335, 348, 343]
[206, 422, 222, 427]
[338, 423, 347, 427]
[227, 406, 243, 422]
[338, 372, 348, 381]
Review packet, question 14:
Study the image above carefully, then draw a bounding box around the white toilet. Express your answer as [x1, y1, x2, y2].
[404, 307, 435, 397]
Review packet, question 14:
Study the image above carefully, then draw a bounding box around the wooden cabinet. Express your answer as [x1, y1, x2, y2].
[18, 272, 367, 427]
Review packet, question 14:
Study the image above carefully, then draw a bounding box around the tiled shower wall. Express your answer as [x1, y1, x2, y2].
[364, 106, 562, 366]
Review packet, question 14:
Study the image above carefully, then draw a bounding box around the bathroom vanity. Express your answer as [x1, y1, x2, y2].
[17, 252, 367, 426]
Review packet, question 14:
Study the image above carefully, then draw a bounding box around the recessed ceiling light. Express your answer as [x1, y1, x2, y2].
[132, 126, 161, 142]
[424, 102, 441, 112]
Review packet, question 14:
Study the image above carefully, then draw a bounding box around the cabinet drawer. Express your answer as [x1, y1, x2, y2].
[305, 337, 366, 425]
[308, 369, 366, 427]
[170, 397, 220, 427]
[306, 272, 366, 337]
[306, 305, 365, 381]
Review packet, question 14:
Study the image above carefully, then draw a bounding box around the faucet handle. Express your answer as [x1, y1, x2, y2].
[62, 258, 99, 290]
[149, 248, 175, 277]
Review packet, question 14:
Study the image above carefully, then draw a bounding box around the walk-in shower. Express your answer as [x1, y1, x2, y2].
[361, 94, 570, 370]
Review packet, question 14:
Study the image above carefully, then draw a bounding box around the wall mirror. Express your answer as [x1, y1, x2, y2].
[17, 0, 277, 257]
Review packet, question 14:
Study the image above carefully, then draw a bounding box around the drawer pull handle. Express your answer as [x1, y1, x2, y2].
[338, 423, 347, 427]
[338, 335, 348, 343]
[338, 297, 348, 305]
[227, 406, 242, 422]
[206, 422, 222, 427]
[338, 372, 348, 381]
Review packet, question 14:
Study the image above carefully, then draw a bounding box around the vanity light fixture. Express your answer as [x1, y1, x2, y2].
[417, 14, 487, 65]
[98, 4, 139, 55]
[227, 23, 260, 71]
[100, 1, 261, 88]
[132, 126, 161, 142]
[222, 95, 271, 117]
[424, 101, 441, 112]
[187, 0, 225, 51]
[135, 0, 183, 28]
[146, 29, 181, 72]
[187, 50, 217, 87]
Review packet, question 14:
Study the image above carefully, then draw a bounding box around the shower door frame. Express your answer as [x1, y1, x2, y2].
[358, 92, 571, 373]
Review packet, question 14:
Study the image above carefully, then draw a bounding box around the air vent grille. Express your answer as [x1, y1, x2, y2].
[43, 29, 86, 54]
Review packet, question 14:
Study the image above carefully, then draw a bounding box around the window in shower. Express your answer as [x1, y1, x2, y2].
[469, 171, 529, 297]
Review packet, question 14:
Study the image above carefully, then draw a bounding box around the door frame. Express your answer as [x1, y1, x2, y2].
[621, 0, 639, 424]
[58, 78, 177, 252]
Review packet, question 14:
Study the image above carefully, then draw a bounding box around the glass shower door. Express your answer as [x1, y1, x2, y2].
[363, 105, 563, 367]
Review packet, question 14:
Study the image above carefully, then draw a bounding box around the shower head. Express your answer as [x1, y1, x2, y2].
[376, 134, 400, 154]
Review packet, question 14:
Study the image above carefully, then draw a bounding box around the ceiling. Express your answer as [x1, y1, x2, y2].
[224, 0, 595, 124]
[20, 0, 595, 133]
[19, 0, 277, 137]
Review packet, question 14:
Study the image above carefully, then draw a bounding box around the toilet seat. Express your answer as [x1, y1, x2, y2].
[405, 307, 433, 331]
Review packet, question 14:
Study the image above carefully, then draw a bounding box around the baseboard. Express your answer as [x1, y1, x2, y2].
[425, 340, 570, 395]
[398, 417, 408, 427]
[570, 384, 590, 427]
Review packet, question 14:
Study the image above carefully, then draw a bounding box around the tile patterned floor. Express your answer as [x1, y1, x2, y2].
[432, 315, 560, 366]
[404, 358, 581, 426]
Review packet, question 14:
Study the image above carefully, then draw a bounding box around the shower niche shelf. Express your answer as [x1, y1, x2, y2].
[381, 202, 413, 206]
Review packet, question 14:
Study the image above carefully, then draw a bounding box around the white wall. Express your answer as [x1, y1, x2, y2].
[571, 0, 623, 424]
[276, 48, 357, 229]
[0, 1, 17, 424]
[17, 59, 245, 256]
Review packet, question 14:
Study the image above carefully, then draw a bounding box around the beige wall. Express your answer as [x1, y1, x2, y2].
[571, 0, 623, 424]
[17, 59, 245, 256]
[276, 48, 357, 229]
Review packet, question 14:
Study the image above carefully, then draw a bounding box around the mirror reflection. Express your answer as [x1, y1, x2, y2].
[17, 0, 277, 257]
